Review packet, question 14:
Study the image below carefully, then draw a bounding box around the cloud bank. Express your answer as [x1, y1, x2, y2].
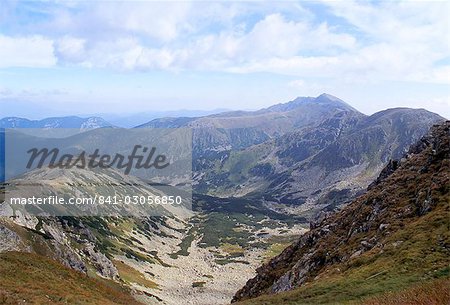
[0, 1, 448, 84]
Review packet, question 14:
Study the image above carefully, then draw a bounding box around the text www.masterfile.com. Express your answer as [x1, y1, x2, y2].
[7, 195, 184, 206]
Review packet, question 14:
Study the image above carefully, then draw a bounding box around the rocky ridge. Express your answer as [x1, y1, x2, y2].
[233, 121, 450, 303]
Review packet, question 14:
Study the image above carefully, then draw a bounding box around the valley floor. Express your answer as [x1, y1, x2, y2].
[129, 217, 308, 305]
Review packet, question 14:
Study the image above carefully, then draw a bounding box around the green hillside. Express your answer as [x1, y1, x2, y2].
[0, 251, 143, 305]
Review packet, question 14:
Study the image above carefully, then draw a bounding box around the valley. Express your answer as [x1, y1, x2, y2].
[0, 94, 447, 305]
[0, 193, 308, 305]
[2, 1, 448, 304]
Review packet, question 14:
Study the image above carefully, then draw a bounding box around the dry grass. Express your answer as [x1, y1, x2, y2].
[113, 260, 159, 289]
[263, 243, 291, 262]
[0, 252, 143, 305]
[362, 278, 450, 305]
[221, 243, 245, 255]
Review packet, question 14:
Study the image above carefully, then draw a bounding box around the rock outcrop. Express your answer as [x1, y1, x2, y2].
[233, 121, 450, 302]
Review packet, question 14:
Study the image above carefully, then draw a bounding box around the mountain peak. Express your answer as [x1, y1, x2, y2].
[313, 93, 357, 110]
[315, 93, 343, 102]
[267, 93, 359, 113]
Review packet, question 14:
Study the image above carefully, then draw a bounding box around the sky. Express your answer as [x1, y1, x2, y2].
[0, 0, 449, 119]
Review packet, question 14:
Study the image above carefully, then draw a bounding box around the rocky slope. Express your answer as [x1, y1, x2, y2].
[195, 105, 444, 214]
[0, 97, 446, 305]
[0, 163, 193, 303]
[233, 121, 450, 304]
[0, 165, 304, 305]
[138, 94, 444, 215]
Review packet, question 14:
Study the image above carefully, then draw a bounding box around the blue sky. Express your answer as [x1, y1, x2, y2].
[0, 0, 449, 119]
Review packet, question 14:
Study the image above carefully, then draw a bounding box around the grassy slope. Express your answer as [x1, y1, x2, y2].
[236, 198, 449, 304]
[0, 252, 143, 305]
[235, 122, 450, 305]
[363, 278, 449, 305]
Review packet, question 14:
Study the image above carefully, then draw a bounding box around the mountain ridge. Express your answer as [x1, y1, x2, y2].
[233, 121, 450, 304]
[264, 93, 358, 113]
[0, 116, 113, 129]
[0, 95, 447, 305]
[139, 94, 363, 128]
[194, 104, 444, 212]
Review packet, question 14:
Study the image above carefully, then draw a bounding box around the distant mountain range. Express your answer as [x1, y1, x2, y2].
[0, 110, 231, 129]
[138, 94, 361, 152]
[102, 109, 232, 128]
[0, 94, 448, 305]
[0, 116, 112, 129]
[2, 94, 445, 214]
[136, 94, 444, 213]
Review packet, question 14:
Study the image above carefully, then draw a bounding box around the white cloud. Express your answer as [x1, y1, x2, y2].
[91, 2, 192, 42]
[234, 14, 356, 59]
[318, 0, 450, 83]
[0, 1, 448, 85]
[54, 36, 177, 70]
[54, 36, 86, 63]
[0, 35, 56, 68]
[47, 11, 356, 72]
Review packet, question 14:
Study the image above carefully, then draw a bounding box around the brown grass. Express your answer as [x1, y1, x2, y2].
[113, 260, 158, 289]
[362, 278, 450, 305]
[0, 252, 143, 305]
